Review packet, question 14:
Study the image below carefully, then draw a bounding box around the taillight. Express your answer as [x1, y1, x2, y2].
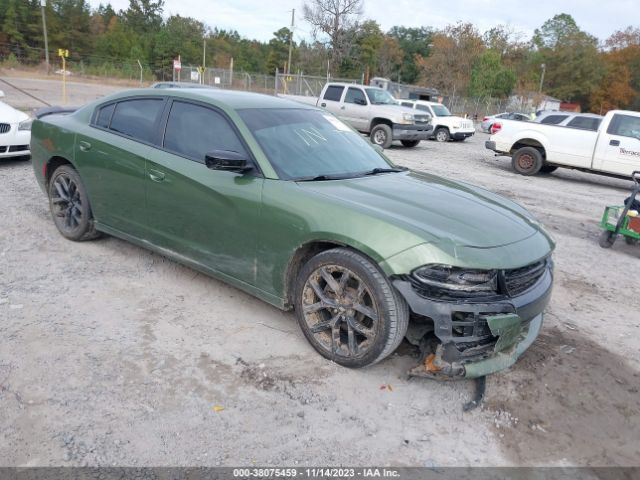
[490, 122, 502, 134]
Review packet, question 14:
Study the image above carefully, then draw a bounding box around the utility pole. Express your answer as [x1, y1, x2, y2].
[286, 8, 295, 75]
[538, 63, 546, 95]
[40, 0, 50, 72]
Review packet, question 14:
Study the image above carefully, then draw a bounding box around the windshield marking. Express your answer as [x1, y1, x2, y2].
[294, 127, 327, 146]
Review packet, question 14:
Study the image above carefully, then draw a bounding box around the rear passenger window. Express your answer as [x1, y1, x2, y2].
[163, 101, 246, 162]
[567, 116, 601, 131]
[109, 99, 164, 143]
[95, 103, 115, 128]
[416, 104, 431, 113]
[323, 86, 344, 102]
[540, 115, 568, 125]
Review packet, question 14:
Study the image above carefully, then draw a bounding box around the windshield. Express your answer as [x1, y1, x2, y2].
[431, 104, 451, 117]
[238, 108, 393, 180]
[364, 88, 396, 105]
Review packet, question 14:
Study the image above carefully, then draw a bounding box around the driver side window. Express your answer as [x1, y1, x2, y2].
[344, 87, 367, 105]
[607, 114, 640, 140]
[163, 101, 247, 162]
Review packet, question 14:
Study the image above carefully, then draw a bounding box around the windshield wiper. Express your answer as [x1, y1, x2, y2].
[295, 174, 354, 182]
[364, 167, 406, 176]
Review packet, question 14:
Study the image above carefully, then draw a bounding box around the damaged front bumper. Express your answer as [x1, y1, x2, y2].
[393, 264, 553, 379]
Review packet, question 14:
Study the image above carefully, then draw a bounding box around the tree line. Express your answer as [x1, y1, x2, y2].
[1, 0, 639, 112]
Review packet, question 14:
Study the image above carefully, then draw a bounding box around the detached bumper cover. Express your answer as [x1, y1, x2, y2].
[394, 265, 553, 379]
[393, 124, 433, 141]
[485, 140, 497, 152]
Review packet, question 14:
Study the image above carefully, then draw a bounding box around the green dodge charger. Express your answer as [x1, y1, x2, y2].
[30, 88, 554, 378]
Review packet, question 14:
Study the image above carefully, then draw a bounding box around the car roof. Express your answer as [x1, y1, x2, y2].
[97, 87, 317, 111]
[151, 81, 218, 89]
[537, 110, 601, 118]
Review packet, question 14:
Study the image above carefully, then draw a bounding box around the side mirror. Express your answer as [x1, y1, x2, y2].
[205, 150, 252, 173]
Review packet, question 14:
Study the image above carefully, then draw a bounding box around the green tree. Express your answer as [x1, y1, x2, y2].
[533, 14, 605, 104]
[469, 51, 516, 97]
[387, 26, 433, 83]
[266, 27, 293, 73]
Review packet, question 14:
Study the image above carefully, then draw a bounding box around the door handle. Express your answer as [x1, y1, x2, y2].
[340, 106, 345, 110]
[320, 102, 326, 107]
[610, 139, 620, 146]
[148, 169, 165, 182]
[78, 140, 92, 152]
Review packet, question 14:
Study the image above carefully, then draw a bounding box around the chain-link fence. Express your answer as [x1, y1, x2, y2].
[2, 43, 533, 118]
[274, 72, 360, 97]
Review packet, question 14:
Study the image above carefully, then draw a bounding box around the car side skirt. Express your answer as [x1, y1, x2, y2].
[96, 222, 287, 310]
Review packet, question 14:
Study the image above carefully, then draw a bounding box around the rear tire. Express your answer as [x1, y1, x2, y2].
[401, 140, 420, 148]
[598, 231, 616, 248]
[294, 248, 409, 368]
[48, 165, 100, 241]
[512, 147, 543, 176]
[370, 124, 393, 149]
[624, 236, 639, 246]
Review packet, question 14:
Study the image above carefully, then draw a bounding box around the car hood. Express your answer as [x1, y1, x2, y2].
[297, 170, 540, 248]
[373, 104, 420, 116]
[0, 101, 29, 124]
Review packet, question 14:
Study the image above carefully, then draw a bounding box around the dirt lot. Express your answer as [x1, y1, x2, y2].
[1, 76, 639, 467]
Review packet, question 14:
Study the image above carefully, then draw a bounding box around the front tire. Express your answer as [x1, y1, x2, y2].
[294, 248, 409, 368]
[512, 147, 543, 176]
[48, 165, 100, 241]
[370, 124, 393, 149]
[434, 127, 450, 142]
[401, 140, 420, 148]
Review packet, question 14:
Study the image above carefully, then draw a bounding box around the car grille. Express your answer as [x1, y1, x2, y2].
[503, 259, 548, 296]
[414, 115, 430, 125]
[461, 120, 474, 129]
[0, 123, 11, 134]
[8, 145, 29, 152]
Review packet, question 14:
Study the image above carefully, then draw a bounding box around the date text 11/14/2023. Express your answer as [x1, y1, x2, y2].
[232, 468, 401, 478]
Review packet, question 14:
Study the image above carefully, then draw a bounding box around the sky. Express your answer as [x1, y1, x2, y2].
[89, 0, 638, 43]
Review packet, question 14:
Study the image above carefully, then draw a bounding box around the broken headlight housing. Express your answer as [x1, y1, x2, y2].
[412, 264, 498, 294]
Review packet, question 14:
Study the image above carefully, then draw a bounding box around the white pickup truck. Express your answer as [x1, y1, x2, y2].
[485, 109, 640, 178]
[282, 82, 433, 148]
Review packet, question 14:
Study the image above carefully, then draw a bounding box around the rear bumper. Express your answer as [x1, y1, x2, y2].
[393, 263, 553, 379]
[392, 124, 433, 141]
[485, 140, 497, 152]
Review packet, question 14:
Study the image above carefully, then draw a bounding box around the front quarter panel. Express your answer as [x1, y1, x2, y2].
[256, 180, 427, 299]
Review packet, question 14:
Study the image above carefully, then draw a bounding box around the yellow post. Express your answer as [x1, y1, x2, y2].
[58, 48, 69, 104]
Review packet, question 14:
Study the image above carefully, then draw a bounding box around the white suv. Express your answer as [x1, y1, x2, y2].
[399, 100, 475, 142]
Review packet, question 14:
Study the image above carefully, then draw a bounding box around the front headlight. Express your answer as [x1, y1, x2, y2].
[18, 119, 33, 131]
[399, 112, 414, 124]
[412, 264, 498, 293]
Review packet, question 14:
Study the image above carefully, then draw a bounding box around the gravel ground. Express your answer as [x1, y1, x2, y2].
[1, 75, 639, 467]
